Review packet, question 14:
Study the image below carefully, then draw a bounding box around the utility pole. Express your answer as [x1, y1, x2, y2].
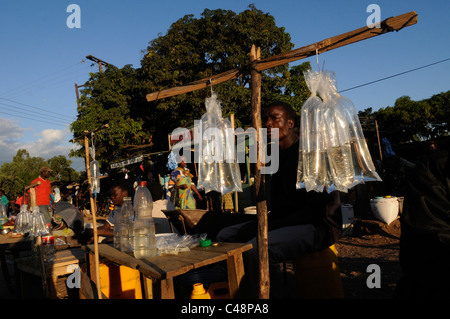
[74, 83, 85, 108]
[69, 124, 109, 299]
[86, 55, 110, 72]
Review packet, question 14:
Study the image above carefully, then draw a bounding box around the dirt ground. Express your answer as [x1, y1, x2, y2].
[335, 215, 402, 299]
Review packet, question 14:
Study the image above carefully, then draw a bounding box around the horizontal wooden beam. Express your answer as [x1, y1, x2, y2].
[146, 11, 417, 102]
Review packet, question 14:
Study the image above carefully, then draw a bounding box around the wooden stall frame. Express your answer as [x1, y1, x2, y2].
[144, 11, 418, 299]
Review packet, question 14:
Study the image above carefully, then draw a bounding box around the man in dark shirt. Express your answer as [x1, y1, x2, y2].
[216, 101, 342, 298]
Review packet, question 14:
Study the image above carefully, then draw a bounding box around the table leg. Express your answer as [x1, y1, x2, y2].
[140, 274, 153, 299]
[157, 278, 175, 299]
[0, 250, 14, 294]
[226, 253, 245, 299]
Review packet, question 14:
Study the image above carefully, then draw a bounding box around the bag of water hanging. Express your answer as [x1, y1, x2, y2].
[320, 71, 355, 192]
[197, 91, 242, 194]
[300, 70, 327, 192]
[90, 159, 101, 194]
[322, 72, 382, 184]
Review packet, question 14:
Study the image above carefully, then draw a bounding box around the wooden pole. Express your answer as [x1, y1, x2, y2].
[250, 45, 270, 299]
[230, 113, 239, 213]
[146, 11, 417, 102]
[84, 133, 102, 299]
[375, 120, 383, 162]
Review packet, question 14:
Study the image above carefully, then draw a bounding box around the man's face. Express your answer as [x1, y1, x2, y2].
[264, 105, 293, 142]
[110, 186, 127, 206]
[41, 170, 52, 178]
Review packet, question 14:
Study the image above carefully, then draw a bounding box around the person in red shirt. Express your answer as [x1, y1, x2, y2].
[30, 166, 55, 224]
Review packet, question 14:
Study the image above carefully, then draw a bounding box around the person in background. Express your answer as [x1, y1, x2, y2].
[396, 145, 450, 298]
[169, 156, 203, 209]
[30, 166, 55, 224]
[53, 186, 61, 203]
[52, 185, 84, 236]
[146, 180, 176, 233]
[206, 190, 222, 213]
[0, 190, 8, 216]
[83, 180, 131, 244]
[8, 204, 20, 222]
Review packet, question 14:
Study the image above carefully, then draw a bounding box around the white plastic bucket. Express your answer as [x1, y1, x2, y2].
[370, 197, 399, 225]
[244, 206, 257, 214]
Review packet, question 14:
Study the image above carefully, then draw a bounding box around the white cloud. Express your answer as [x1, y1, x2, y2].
[0, 117, 26, 163]
[0, 118, 84, 171]
[23, 128, 72, 159]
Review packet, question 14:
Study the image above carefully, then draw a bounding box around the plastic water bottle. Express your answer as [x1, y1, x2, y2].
[41, 235, 55, 263]
[133, 181, 153, 217]
[113, 205, 123, 250]
[132, 215, 156, 258]
[0, 202, 7, 225]
[132, 181, 156, 258]
[119, 197, 134, 253]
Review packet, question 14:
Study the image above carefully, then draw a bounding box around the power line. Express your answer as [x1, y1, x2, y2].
[339, 57, 450, 93]
[0, 110, 70, 127]
[4, 66, 92, 100]
[0, 61, 89, 97]
[0, 98, 76, 122]
[0, 102, 70, 125]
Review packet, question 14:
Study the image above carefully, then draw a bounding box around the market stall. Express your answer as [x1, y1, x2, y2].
[144, 11, 418, 299]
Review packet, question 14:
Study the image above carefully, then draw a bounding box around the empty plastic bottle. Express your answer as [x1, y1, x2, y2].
[119, 197, 134, 254]
[133, 181, 153, 217]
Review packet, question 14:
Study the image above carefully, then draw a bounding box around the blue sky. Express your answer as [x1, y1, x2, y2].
[0, 0, 448, 171]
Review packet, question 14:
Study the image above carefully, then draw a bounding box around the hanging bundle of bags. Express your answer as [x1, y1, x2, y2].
[197, 91, 242, 195]
[298, 70, 382, 193]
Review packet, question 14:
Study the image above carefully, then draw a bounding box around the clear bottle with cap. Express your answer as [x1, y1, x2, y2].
[133, 181, 153, 217]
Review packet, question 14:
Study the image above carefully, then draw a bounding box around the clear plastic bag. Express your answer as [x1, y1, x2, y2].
[29, 206, 50, 238]
[320, 72, 355, 191]
[197, 91, 242, 195]
[298, 70, 381, 193]
[321, 71, 381, 184]
[300, 71, 328, 192]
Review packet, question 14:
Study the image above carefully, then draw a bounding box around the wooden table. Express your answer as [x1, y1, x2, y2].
[85, 242, 253, 299]
[15, 247, 86, 298]
[0, 234, 32, 294]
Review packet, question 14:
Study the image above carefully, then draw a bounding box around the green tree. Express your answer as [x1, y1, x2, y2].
[0, 150, 78, 199]
[0, 150, 46, 198]
[70, 65, 151, 170]
[71, 5, 314, 167]
[375, 93, 450, 143]
[140, 4, 294, 137]
[47, 155, 80, 182]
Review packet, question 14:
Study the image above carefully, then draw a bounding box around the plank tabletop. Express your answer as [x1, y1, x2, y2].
[85, 242, 252, 280]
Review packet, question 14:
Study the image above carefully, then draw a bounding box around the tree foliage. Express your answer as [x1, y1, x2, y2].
[70, 65, 150, 169]
[360, 91, 450, 144]
[71, 5, 314, 170]
[0, 150, 79, 199]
